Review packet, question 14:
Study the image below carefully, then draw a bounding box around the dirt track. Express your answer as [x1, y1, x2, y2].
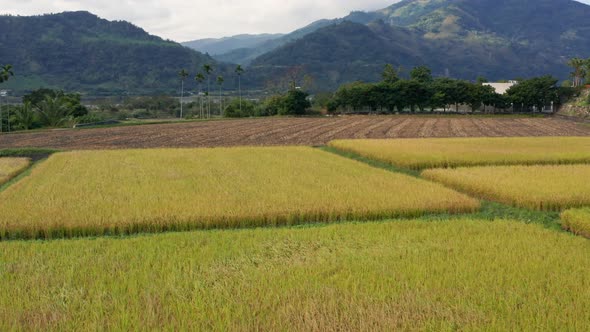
[1, 116, 589, 150]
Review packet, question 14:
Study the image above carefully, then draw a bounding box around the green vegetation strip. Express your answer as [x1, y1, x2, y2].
[329, 137, 590, 170]
[0, 147, 477, 240]
[1, 219, 588, 330]
[562, 208, 590, 238]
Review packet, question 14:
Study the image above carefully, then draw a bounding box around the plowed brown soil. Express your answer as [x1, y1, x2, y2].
[1, 116, 589, 150]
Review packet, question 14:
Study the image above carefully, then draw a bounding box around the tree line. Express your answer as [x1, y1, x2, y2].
[324, 65, 573, 114]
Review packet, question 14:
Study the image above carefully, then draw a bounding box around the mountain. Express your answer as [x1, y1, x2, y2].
[250, 0, 590, 89]
[212, 19, 339, 65]
[182, 33, 284, 55]
[0, 11, 228, 95]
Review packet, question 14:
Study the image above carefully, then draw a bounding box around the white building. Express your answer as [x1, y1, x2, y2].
[483, 81, 518, 94]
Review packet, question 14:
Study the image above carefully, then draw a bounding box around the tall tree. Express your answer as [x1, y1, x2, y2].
[235, 65, 245, 114]
[13, 101, 36, 130]
[410, 65, 433, 83]
[0, 64, 14, 83]
[178, 69, 189, 118]
[381, 64, 400, 84]
[216, 76, 224, 117]
[203, 64, 213, 118]
[195, 73, 205, 119]
[568, 58, 586, 87]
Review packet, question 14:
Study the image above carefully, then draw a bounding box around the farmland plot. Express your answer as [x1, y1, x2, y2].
[1, 116, 588, 150]
[0, 158, 30, 186]
[423, 164, 590, 211]
[562, 208, 590, 238]
[1, 219, 589, 331]
[329, 137, 590, 169]
[0, 147, 478, 239]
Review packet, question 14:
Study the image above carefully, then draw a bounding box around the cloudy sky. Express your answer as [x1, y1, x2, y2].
[2, 0, 590, 42]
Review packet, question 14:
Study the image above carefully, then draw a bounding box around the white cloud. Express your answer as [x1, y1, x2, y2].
[0, 0, 397, 41]
[1, 0, 589, 42]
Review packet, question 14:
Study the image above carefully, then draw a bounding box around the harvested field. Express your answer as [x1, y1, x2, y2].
[0, 147, 478, 240]
[1, 116, 589, 150]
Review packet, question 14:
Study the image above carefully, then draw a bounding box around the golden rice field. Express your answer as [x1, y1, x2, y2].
[0, 147, 478, 240]
[1, 219, 589, 331]
[0, 158, 30, 186]
[329, 137, 590, 169]
[562, 208, 590, 238]
[422, 164, 590, 211]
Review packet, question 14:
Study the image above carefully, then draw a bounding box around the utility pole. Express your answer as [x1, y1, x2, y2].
[0, 90, 6, 133]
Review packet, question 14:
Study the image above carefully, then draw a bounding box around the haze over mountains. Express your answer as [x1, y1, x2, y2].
[2, 0, 590, 95]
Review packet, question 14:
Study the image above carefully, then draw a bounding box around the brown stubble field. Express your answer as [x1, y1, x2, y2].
[1, 116, 589, 150]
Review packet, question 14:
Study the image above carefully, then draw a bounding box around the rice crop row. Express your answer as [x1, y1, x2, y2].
[422, 164, 590, 211]
[0, 147, 478, 240]
[561, 208, 590, 238]
[1, 219, 589, 331]
[329, 137, 590, 169]
[0, 158, 30, 186]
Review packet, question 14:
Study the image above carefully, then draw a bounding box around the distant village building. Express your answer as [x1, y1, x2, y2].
[483, 81, 518, 94]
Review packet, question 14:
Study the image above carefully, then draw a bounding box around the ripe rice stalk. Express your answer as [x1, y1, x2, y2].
[329, 137, 590, 170]
[423, 164, 590, 211]
[0, 158, 30, 186]
[0, 147, 478, 240]
[561, 208, 590, 238]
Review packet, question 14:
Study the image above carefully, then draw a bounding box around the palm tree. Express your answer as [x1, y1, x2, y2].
[203, 64, 213, 118]
[36, 93, 72, 127]
[178, 69, 189, 118]
[235, 65, 245, 113]
[13, 101, 35, 130]
[217, 76, 224, 117]
[195, 73, 205, 119]
[568, 58, 586, 87]
[0, 64, 14, 83]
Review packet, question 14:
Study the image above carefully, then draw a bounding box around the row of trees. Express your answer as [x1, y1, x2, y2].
[326, 65, 565, 114]
[567, 57, 590, 88]
[177, 64, 245, 119]
[225, 89, 312, 118]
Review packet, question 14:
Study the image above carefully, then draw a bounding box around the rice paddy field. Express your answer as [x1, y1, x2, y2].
[329, 137, 590, 169]
[0, 157, 30, 186]
[561, 208, 590, 238]
[422, 164, 590, 211]
[2, 134, 590, 331]
[0, 147, 478, 240]
[1, 219, 589, 331]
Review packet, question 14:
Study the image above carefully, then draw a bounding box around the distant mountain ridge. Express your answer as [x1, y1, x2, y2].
[249, 0, 590, 89]
[182, 34, 284, 56]
[0, 11, 229, 95]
